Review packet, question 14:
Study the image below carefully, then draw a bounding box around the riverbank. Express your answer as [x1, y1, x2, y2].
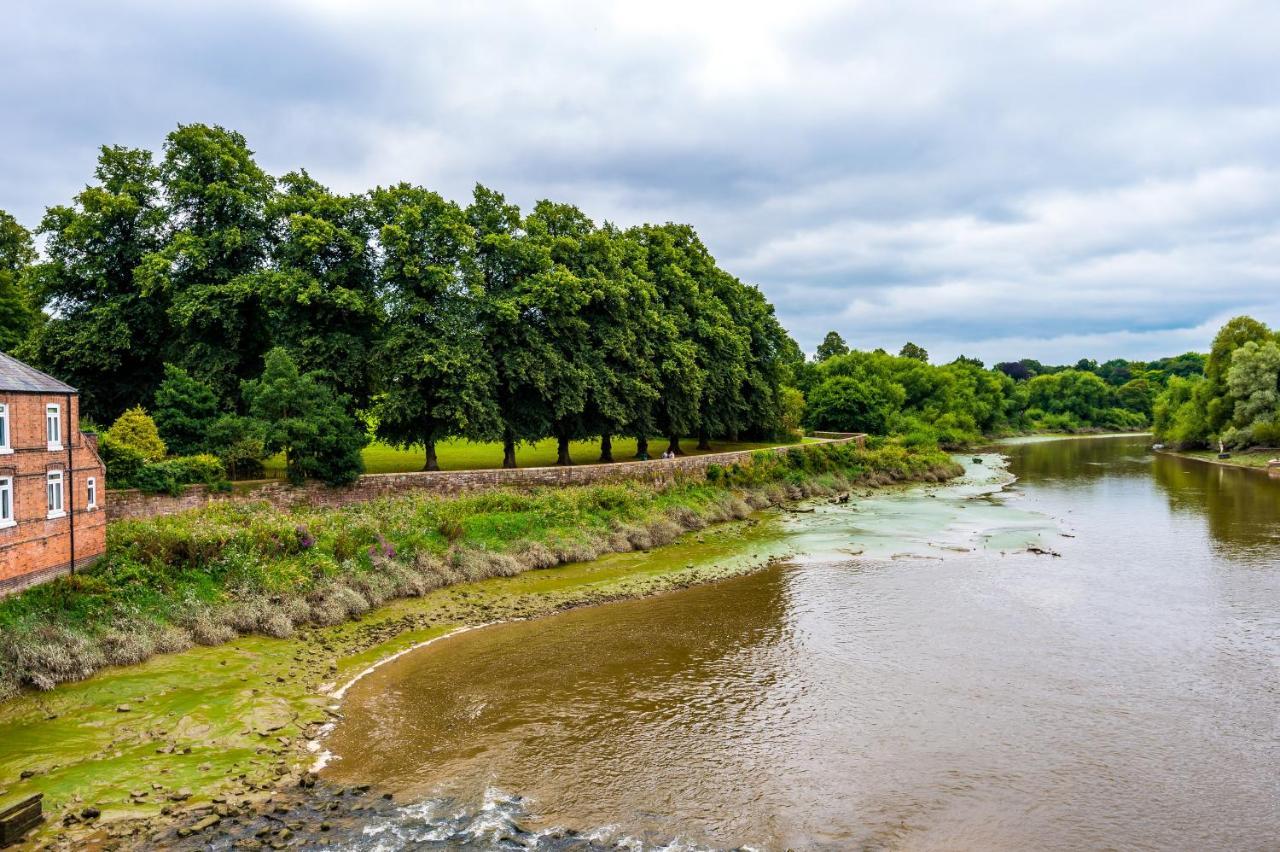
[0, 441, 960, 848]
[1156, 447, 1279, 472]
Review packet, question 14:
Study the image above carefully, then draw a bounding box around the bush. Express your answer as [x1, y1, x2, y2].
[108, 453, 228, 494]
[98, 434, 148, 486]
[104, 406, 167, 461]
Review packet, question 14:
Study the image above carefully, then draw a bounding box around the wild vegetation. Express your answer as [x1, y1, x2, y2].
[0, 440, 958, 700]
[1152, 316, 1280, 451]
[791, 332, 1183, 447]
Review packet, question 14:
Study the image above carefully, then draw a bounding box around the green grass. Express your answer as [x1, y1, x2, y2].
[261, 436, 810, 478]
[1173, 449, 1279, 469]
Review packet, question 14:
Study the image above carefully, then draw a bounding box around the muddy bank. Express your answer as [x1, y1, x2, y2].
[0, 459, 967, 849]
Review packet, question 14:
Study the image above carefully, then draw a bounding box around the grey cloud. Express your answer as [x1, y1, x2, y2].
[3, 0, 1279, 363]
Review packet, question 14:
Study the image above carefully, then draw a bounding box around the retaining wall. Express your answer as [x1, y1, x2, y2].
[106, 434, 866, 523]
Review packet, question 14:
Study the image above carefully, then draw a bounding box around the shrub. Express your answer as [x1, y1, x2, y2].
[104, 406, 167, 462]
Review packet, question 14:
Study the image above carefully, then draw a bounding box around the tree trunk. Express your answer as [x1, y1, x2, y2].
[696, 428, 711, 451]
[599, 433, 614, 463]
[502, 433, 517, 469]
[667, 435, 683, 456]
[557, 434, 573, 466]
[423, 439, 439, 471]
[635, 436, 649, 460]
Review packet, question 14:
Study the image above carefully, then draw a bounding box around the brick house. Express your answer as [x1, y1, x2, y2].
[0, 353, 107, 597]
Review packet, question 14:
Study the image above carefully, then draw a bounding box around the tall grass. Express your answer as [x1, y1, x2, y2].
[0, 441, 959, 701]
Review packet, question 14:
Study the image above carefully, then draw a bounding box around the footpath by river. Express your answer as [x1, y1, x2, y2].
[3, 435, 1278, 850]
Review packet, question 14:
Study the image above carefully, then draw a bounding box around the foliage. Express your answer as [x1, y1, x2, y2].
[152, 363, 221, 456]
[815, 331, 849, 362]
[104, 406, 167, 462]
[205, 414, 268, 480]
[242, 348, 367, 485]
[1152, 316, 1280, 450]
[21, 146, 169, 419]
[0, 210, 39, 352]
[898, 341, 929, 362]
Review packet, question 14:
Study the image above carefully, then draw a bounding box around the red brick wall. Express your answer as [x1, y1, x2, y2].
[106, 435, 867, 523]
[0, 393, 107, 596]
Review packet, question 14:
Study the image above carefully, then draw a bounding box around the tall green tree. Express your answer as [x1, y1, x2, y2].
[139, 124, 275, 403]
[1203, 316, 1273, 434]
[25, 146, 169, 420]
[899, 341, 929, 362]
[467, 185, 556, 467]
[815, 331, 849, 362]
[261, 171, 381, 407]
[242, 347, 366, 485]
[372, 184, 497, 470]
[152, 363, 221, 456]
[0, 211, 38, 352]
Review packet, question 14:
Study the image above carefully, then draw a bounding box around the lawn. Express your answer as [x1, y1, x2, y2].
[261, 436, 812, 478]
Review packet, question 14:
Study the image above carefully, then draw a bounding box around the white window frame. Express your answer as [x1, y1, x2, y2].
[0, 476, 13, 528]
[86, 476, 97, 510]
[46, 470, 65, 519]
[46, 404, 63, 452]
[0, 403, 11, 454]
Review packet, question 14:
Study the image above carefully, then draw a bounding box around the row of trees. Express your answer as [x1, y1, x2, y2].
[1153, 316, 1280, 450]
[0, 124, 800, 478]
[799, 332, 1180, 445]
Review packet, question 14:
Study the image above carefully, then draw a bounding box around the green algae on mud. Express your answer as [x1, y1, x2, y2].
[0, 513, 794, 847]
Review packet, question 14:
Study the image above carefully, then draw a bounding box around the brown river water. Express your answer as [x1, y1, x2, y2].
[320, 436, 1279, 851]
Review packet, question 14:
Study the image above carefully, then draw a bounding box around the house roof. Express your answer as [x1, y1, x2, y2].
[0, 352, 77, 393]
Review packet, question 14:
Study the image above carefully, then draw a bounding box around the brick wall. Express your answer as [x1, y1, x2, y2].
[107, 435, 867, 523]
[0, 393, 108, 596]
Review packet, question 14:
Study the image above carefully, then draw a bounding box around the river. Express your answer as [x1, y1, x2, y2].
[319, 436, 1279, 851]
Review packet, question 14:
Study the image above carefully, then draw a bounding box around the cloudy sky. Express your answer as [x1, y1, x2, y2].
[5, 0, 1279, 363]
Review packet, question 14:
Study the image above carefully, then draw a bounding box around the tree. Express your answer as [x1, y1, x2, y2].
[371, 183, 497, 470]
[899, 342, 929, 362]
[242, 348, 366, 485]
[1203, 316, 1273, 434]
[0, 211, 38, 352]
[803, 373, 905, 435]
[104, 406, 167, 461]
[995, 361, 1033, 381]
[1153, 375, 1210, 448]
[815, 331, 849, 362]
[206, 414, 267, 479]
[24, 145, 169, 420]
[138, 124, 276, 404]
[1221, 340, 1280, 448]
[152, 363, 221, 457]
[467, 185, 556, 467]
[261, 171, 381, 407]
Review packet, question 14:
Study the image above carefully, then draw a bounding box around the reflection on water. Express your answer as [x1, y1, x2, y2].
[325, 436, 1280, 850]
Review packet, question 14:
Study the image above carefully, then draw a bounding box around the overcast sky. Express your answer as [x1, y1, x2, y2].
[5, 0, 1279, 364]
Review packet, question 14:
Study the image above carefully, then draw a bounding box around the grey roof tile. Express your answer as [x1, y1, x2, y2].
[0, 352, 77, 393]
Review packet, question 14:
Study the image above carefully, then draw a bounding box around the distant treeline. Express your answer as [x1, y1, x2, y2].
[796, 332, 1203, 445]
[0, 124, 800, 477]
[1152, 316, 1280, 450]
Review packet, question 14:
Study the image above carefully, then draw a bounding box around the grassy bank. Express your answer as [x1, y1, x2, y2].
[260, 436, 809, 478]
[0, 441, 958, 702]
[1158, 448, 1278, 471]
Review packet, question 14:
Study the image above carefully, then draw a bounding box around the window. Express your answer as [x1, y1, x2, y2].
[47, 470, 64, 519]
[0, 477, 12, 528]
[0, 403, 10, 454]
[86, 477, 97, 510]
[46, 404, 62, 451]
